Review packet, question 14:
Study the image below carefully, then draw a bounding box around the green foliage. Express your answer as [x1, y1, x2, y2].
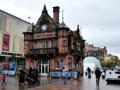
[102, 61, 112, 67]
[102, 57, 120, 67]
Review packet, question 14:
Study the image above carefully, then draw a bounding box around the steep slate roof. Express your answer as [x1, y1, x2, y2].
[34, 5, 57, 32]
[69, 30, 84, 41]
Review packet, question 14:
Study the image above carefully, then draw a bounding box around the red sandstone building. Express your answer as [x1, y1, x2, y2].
[24, 5, 85, 76]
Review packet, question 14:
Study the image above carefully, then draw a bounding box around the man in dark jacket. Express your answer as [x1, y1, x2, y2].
[19, 69, 25, 84]
[95, 67, 102, 85]
[87, 67, 91, 78]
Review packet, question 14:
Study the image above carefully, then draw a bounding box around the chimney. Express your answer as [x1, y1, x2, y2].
[53, 6, 60, 24]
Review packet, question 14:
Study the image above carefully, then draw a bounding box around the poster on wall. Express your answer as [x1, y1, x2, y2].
[2, 34, 10, 51]
[9, 62, 16, 71]
[8, 62, 16, 76]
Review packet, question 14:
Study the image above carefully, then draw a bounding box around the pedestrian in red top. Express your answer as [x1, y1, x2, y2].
[2, 74, 6, 85]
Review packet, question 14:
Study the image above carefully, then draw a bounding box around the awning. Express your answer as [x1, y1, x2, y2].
[0, 62, 10, 65]
[0, 54, 12, 57]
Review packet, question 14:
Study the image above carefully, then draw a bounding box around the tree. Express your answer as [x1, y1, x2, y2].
[102, 56, 120, 67]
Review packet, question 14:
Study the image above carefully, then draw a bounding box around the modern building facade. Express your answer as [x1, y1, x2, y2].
[0, 9, 31, 69]
[24, 5, 85, 76]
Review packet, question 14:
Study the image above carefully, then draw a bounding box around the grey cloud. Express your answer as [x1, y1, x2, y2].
[0, 0, 120, 57]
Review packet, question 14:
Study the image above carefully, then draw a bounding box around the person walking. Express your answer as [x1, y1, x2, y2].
[103, 67, 107, 75]
[95, 67, 102, 85]
[87, 67, 91, 78]
[19, 69, 25, 84]
[63, 66, 68, 84]
[2, 74, 6, 85]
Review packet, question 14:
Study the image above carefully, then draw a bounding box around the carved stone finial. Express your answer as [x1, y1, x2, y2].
[42, 4, 48, 13]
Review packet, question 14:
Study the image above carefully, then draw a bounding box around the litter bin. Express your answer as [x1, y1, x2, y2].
[102, 75, 105, 79]
[72, 72, 78, 79]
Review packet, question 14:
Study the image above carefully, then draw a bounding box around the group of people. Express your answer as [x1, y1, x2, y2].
[86, 67, 107, 85]
[19, 67, 39, 85]
[1, 66, 107, 86]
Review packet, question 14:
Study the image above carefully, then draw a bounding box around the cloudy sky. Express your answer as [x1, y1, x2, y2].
[0, 0, 120, 58]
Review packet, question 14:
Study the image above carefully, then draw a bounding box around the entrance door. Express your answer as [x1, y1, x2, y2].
[38, 60, 49, 76]
[41, 64, 49, 76]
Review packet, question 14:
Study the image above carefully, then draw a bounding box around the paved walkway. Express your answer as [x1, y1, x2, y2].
[0, 70, 120, 90]
[26, 70, 120, 90]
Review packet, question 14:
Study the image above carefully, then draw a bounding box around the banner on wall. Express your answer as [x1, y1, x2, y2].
[8, 62, 16, 76]
[2, 34, 10, 51]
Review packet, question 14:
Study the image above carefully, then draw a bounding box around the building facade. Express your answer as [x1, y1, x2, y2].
[0, 9, 31, 69]
[24, 5, 85, 76]
[85, 43, 107, 63]
[104, 54, 118, 62]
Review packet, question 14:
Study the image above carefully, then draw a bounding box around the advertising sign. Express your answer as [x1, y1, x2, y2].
[8, 62, 16, 76]
[2, 34, 10, 51]
[9, 62, 16, 71]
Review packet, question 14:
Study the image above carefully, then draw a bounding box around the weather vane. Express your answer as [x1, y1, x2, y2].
[62, 9, 64, 22]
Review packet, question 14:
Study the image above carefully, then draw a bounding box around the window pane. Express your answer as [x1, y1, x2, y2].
[46, 41, 48, 48]
[51, 41, 54, 48]
[56, 61, 59, 68]
[34, 42, 37, 48]
[40, 42, 42, 48]
[68, 58, 72, 69]
[63, 40, 67, 47]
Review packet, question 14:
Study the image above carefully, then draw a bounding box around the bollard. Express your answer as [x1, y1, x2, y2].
[102, 75, 105, 79]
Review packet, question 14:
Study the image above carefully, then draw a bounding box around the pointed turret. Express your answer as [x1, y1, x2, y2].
[77, 24, 80, 37]
[77, 24, 80, 33]
[42, 4, 48, 14]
